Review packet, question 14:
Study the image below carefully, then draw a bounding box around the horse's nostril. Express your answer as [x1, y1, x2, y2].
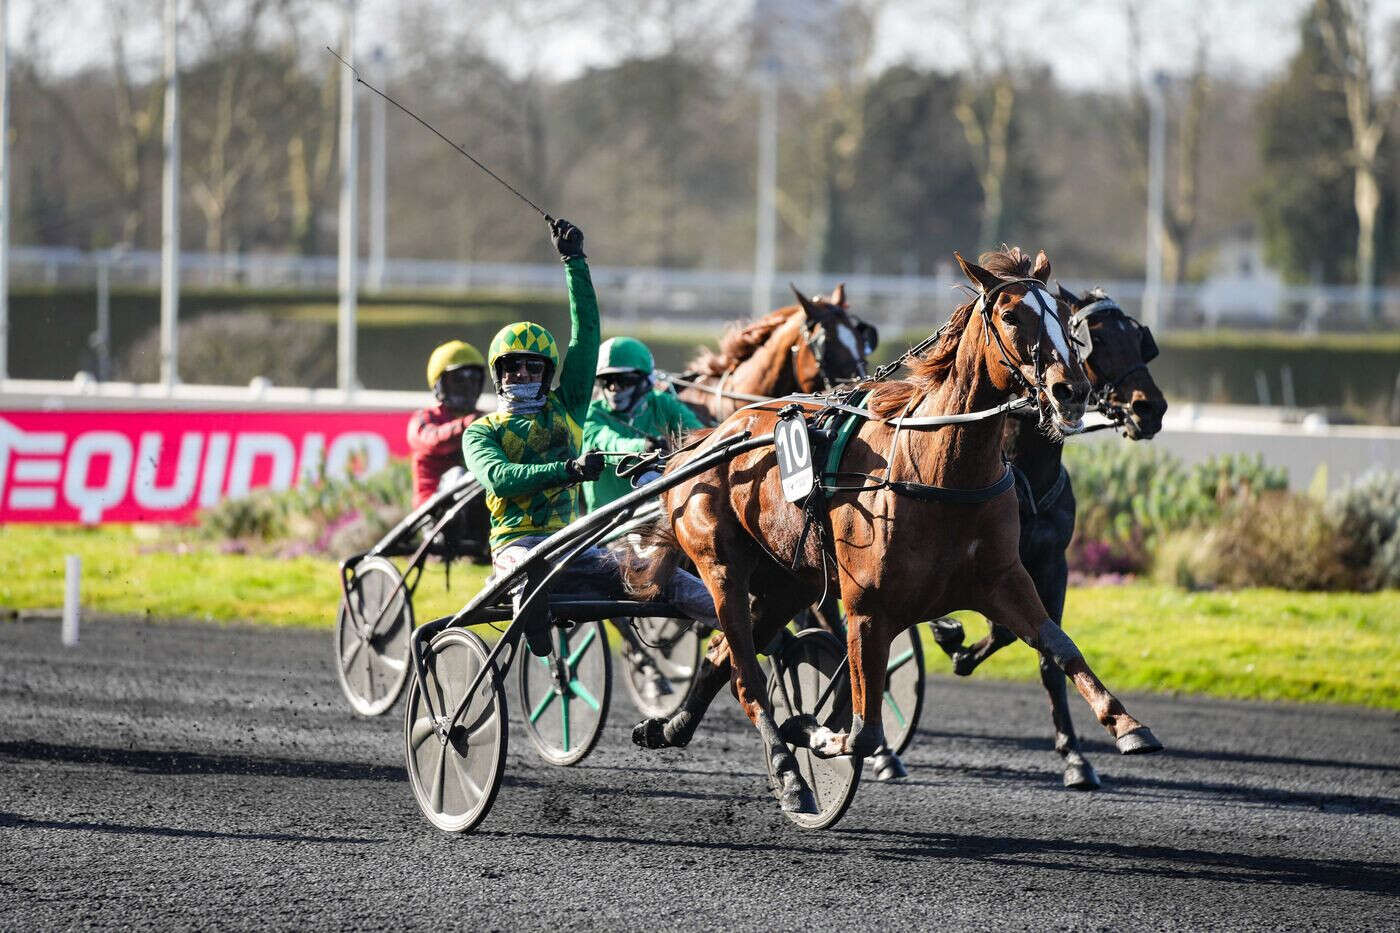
[1053, 381, 1088, 407]
[1132, 398, 1166, 421]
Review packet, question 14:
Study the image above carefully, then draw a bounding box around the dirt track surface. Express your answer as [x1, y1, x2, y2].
[2, 616, 1397, 931]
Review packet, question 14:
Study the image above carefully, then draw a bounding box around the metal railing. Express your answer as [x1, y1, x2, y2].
[10, 245, 1400, 333]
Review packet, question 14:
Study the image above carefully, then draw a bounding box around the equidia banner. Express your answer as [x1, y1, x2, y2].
[0, 411, 413, 524]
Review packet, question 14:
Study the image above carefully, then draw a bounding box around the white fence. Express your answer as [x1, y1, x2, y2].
[12, 246, 1400, 334]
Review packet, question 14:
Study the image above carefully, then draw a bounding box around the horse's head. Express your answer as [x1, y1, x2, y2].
[788, 283, 876, 390]
[1057, 285, 1168, 440]
[955, 249, 1090, 436]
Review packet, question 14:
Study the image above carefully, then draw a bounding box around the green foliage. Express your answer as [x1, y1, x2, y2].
[1328, 469, 1400, 589]
[195, 459, 413, 557]
[1064, 444, 1288, 572]
[1253, 4, 1398, 283]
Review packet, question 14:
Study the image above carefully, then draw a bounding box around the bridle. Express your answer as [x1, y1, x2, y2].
[974, 277, 1082, 413]
[791, 309, 871, 392]
[1068, 297, 1159, 432]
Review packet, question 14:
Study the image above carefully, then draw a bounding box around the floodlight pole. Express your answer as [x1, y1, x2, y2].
[159, 0, 181, 388]
[0, 0, 9, 383]
[337, 0, 359, 394]
[367, 45, 387, 294]
[751, 57, 778, 317]
[1142, 70, 1167, 331]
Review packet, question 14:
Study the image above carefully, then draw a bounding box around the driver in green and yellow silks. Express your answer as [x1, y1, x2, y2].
[583, 336, 704, 511]
[461, 218, 717, 658]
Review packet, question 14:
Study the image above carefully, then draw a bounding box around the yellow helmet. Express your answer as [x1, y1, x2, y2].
[426, 340, 486, 389]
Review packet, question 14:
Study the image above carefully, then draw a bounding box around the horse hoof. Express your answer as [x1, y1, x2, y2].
[779, 786, 818, 814]
[930, 617, 966, 650]
[632, 718, 669, 750]
[778, 713, 820, 747]
[872, 749, 908, 782]
[1116, 726, 1163, 755]
[1063, 761, 1101, 790]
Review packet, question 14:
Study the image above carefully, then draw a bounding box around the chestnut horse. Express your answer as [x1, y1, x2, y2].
[633, 249, 1162, 815]
[675, 284, 877, 423]
[932, 286, 1168, 790]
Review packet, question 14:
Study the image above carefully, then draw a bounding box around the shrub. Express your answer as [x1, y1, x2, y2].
[1063, 444, 1288, 574]
[194, 459, 413, 556]
[120, 312, 335, 386]
[1179, 492, 1352, 591]
[1328, 469, 1400, 589]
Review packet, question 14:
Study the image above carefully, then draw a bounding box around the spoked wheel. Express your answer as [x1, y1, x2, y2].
[768, 628, 862, 831]
[403, 629, 508, 834]
[517, 621, 612, 766]
[620, 617, 703, 720]
[335, 556, 414, 716]
[882, 625, 926, 755]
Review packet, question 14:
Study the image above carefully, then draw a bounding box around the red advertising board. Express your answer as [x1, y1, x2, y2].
[0, 411, 413, 524]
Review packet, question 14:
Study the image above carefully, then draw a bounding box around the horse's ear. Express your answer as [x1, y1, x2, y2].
[1056, 282, 1080, 307]
[1031, 250, 1052, 284]
[790, 283, 818, 318]
[830, 283, 847, 308]
[954, 251, 1000, 294]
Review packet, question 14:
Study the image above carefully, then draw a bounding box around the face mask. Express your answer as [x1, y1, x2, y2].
[497, 381, 546, 414]
[602, 376, 648, 414]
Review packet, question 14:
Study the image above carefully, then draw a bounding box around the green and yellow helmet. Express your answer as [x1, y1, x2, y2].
[596, 336, 654, 376]
[487, 321, 560, 386]
[426, 339, 485, 389]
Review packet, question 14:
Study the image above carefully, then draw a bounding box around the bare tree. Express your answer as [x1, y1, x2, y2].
[1315, 0, 1395, 312]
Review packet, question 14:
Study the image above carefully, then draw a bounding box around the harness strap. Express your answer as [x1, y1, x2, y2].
[887, 466, 1015, 505]
[1013, 463, 1069, 517]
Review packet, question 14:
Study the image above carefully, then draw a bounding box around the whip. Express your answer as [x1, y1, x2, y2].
[327, 46, 553, 221]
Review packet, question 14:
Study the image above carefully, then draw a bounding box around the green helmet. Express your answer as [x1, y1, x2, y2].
[487, 321, 560, 385]
[596, 336, 654, 376]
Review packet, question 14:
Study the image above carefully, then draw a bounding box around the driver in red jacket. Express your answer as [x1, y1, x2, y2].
[408, 340, 487, 507]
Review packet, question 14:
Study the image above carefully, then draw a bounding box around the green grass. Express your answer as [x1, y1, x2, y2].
[4, 526, 1397, 709]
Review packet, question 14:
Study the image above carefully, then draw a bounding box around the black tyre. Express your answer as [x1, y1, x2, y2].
[768, 628, 862, 831]
[403, 629, 508, 834]
[517, 621, 612, 766]
[882, 625, 926, 755]
[335, 556, 414, 717]
[620, 617, 703, 720]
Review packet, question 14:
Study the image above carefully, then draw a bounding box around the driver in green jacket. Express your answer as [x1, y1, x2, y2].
[583, 336, 704, 511]
[462, 218, 716, 657]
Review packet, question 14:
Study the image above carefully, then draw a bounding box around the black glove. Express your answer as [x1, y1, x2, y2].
[643, 435, 671, 454]
[550, 218, 586, 260]
[565, 451, 605, 482]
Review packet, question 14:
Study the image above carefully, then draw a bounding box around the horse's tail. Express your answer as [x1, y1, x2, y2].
[620, 430, 716, 599]
[620, 518, 682, 601]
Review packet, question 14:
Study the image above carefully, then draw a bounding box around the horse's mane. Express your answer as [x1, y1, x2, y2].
[689, 305, 800, 377]
[866, 247, 1036, 419]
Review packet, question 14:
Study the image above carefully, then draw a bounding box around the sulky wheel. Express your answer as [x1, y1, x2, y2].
[335, 556, 414, 717]
[403, 628, 508, 834]
[620, 617, 703, 721]
[768, 628, 862, 831]
[881, 624, 926, 755]
[517, 621, 613, 766]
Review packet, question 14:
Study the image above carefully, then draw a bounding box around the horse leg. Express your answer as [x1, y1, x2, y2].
[934, 620, 1018, 676]
[1034, 556, 1099, 789]
[632, 629, 733, 750]
[703, 560, 817, 813]
[982, 567, 1162, 754]
[803, 610, 890, 762]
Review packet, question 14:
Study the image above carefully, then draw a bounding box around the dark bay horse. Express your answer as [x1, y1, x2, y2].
[634, 249, 1162, 815]
[931, 286, 1168, 789]
[675, 284, 876, 423]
